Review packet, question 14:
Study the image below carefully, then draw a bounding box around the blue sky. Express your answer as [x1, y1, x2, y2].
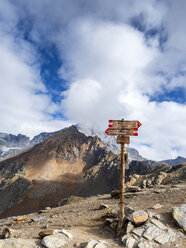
[0, 0, 186, 160]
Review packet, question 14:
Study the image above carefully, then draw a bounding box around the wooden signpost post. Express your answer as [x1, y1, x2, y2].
[105, 118, 142, 232]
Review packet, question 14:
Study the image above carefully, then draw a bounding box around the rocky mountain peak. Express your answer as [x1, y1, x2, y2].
[0, 126, 118, 217]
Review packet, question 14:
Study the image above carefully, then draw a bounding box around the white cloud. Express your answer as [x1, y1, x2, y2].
[58, 8, 186, 160]
[0, 0, 72, 138]
[0, 0, 186, 160]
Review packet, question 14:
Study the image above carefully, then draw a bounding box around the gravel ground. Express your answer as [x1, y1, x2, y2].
[0, 182, 185, 247]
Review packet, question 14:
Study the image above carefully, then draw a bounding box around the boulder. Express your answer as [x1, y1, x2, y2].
[153, 172, 167, 185]
[143, 223, 163, 241]
[39, 229, 73, 240]
[146, 179, 153, 188]
[124, 207, 134, 216]
[141, 179, 147, 189]
[142, 222, 177, 244]
[54, 229, 73, 239]
[41, 234, 69, 248]
[137, 241, 155, 248]
[1, 227, 18, 239]
[0, 238, 37, 248]
[125, 221, 134, 233]
[154, 229, 177, 245]
[125, 208, 148, 225]
[150, 218, 167, 230]
[121, 234, 137, 248]
[173, 204, 186, 232]
[99, 204, 108, 210]
[85, 239, 108, 248]
[132, 228, 144, 237]
[128, 174, 140, 186]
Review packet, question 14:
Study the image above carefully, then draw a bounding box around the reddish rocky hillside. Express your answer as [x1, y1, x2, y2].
[0, 126, 119, 218]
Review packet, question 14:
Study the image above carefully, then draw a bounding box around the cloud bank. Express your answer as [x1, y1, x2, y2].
[0, 0, 186, 160]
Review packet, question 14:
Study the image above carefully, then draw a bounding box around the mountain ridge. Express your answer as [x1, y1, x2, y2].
[159, 156, 186, 166]
[0, 125, 145, 162]
[0, 126, 119, 218]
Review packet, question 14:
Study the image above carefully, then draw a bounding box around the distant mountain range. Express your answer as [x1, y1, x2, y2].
[0, 125, 186, 165]
[159, 156, 186, 166]
[0, 130, 63, 160]
[0, 133, 30, 159]
[0, 125, 145, 162]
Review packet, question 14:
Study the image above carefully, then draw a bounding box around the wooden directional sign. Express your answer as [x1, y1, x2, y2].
[109, 120, 142, 129]
[105, 128, 138, 136]
[105, 118, 142, 233]
[117, 136, 130, 144]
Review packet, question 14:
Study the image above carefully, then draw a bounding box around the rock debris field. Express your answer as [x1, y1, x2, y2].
[0, 182, 185, 248]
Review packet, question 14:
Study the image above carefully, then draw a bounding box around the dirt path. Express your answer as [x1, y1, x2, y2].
[0, 182, 185, 247]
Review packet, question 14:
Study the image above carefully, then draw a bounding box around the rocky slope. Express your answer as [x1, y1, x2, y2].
[0, 126, 120, 217]
[1, 125, 185, 219]
[0, 173, 185, 247]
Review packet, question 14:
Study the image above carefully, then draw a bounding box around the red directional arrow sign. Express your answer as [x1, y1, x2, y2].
[109, 120, 142, 129]
[105, 119, 142, 137]
[105, 128, 109, 135]
[105, 128, 138, 136]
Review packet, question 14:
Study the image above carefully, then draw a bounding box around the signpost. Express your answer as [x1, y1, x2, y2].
[105, 118, 142, 233]
[109, 120, 142, 129]
[117, 136, 130, 144]
[105, 128, 138, 136]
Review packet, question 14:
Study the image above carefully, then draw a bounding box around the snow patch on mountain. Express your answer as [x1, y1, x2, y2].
[76, 123, 146, 161]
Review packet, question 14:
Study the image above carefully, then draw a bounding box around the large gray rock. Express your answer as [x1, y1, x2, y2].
[137, 241, 156, 248]
[125, 207, 148, 225]
[0, 239, 38, 248]
[173, 204, 186, 232]
[85, 239, 108, 248]
[39, 229, 73, 239]
[142, 224, 162, 241]
[153, 172, 167, 185]
[154, 229, 177, 245]
[125, 221, 135, 233]
[142, 223, 177, 244]
[121, 234, 137, 248]
[132, 228, 144, 237]
[41, 234, 69, 248]
[150, 218, 167, 230]
[54, 229, 73, 239]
